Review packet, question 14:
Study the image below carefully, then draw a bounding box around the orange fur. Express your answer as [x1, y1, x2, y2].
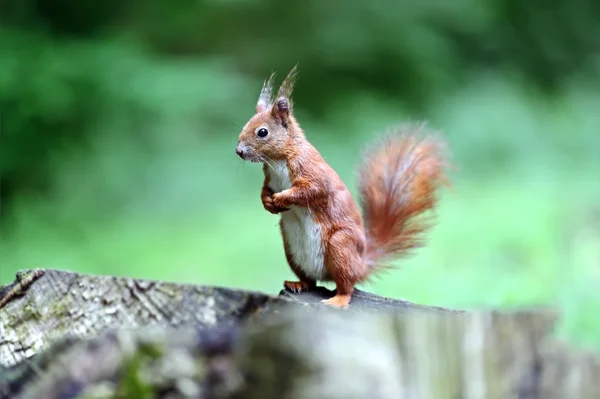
[357, 125, 450, 273]
[235, 67, 450, 308]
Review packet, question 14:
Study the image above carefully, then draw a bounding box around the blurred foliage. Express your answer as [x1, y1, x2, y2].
[2, 0, 600, 210]
[1, 0, 600, 347]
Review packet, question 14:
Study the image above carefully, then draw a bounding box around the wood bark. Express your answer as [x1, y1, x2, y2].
[1, 269, 599, 399]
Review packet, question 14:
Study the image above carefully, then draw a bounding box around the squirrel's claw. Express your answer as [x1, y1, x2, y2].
[283, 280, 314, 293]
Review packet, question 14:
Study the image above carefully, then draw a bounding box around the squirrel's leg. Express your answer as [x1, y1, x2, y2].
[321, 230, 365, 308]
[281, 222, 317, 293]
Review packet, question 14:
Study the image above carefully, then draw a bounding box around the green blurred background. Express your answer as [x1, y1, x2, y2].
[1, 0, 599, 346]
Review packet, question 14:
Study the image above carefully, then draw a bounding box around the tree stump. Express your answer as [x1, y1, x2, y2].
[1, 269, 599, 399]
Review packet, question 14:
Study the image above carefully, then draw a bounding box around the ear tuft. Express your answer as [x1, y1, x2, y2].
[256, 72, 277, 113]
[255, 64, 299, 125]
[277, 64, 299, 100]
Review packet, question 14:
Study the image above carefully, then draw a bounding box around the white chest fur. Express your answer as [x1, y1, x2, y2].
[267, 161, 326, 280]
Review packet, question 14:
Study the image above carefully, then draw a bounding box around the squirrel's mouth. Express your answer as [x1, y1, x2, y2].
[246, 152, 262, 163]
[244, 153, 261, 163]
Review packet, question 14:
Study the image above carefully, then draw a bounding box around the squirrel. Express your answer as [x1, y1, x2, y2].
[235, 66, 450, 308]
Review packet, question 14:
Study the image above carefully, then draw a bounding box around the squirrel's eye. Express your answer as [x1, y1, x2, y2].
[257, 128, 269, 138]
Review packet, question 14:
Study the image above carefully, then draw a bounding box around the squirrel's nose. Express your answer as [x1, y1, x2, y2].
[235, 145, 244, 158]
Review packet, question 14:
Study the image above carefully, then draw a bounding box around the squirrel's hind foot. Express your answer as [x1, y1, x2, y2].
[321, 294, 352, 309]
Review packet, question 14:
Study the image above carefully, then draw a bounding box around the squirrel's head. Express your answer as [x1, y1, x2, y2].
[236, 66, 299, 163]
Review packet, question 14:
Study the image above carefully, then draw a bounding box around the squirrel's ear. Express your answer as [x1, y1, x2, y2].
[271, 97, 290, 128]
[270, 65, 298, 127]
[256, 72, 276, 113]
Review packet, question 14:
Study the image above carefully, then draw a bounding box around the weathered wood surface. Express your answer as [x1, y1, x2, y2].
[0, 268, 286, 369]
[279, 285, 459, 314]
[1, 269, 600, 399]
[0, 269, 458, 370]
[237, 308, 600, 399]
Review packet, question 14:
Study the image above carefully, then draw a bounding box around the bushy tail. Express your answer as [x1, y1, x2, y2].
[357, 122, 450, 272]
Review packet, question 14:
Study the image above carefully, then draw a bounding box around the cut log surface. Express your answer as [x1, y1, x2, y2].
[1, 268, 599, 399]
[0, 269, 291, 368]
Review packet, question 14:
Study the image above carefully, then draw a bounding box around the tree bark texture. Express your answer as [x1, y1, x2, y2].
[0, 269, 599, 399]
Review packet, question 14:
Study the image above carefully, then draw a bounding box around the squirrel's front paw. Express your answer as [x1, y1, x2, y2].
[264, 201, 289, 214]
[262, 192, 289, 214]
[272, 193, 290, 210]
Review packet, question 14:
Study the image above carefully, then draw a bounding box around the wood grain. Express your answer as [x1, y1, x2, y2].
[1, 269, 599, 399]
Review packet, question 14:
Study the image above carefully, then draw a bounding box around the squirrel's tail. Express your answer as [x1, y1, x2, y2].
[357, 122, 450, 274]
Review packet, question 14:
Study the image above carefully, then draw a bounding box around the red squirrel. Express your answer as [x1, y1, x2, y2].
[235, 66, 449, 308]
